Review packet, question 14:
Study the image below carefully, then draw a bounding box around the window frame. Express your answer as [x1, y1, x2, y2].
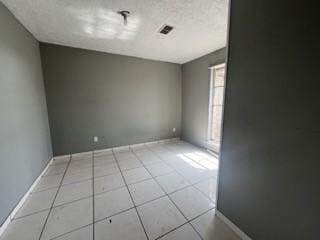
[207, 63, 226, 152]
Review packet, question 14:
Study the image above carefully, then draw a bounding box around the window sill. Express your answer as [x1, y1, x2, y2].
[205, 141, 220, 154]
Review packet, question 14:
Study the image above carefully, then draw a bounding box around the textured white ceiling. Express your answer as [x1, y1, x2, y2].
[1, 0, 228, 63]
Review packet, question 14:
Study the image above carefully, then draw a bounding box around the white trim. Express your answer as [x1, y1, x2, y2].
[93, 148, 113, 154]
[71, 151, 93, 157]
[159, 137, 180, 144]
[216, 211, 252, 240]
[209, 63, 226, 70]
[207, 63, 225, 143]
[129, 143, 146, 148]
[0, 157, 54, 236]
[112, 145, 131, 152]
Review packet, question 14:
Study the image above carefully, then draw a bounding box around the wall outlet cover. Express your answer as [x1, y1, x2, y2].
[94, 136, 98, 142]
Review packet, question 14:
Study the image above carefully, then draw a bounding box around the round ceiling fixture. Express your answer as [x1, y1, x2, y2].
[117, 10, 130, 25]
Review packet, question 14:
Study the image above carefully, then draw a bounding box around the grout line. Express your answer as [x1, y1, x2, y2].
[13, 177, 207, 222]
[92, 152, 95, 240]
[14, 143, 215, 222]
[38, 155, 72, 240]
[142, 144, 204, 240]
[49, 223, 93, 240]
[48, 200, 214, 240]
[158, 143, 218, 203]
[13, 208, 51, 221]
[112, 150, 150, 240]
[154, 207, 215, 240]
[9, 141, 215, 240]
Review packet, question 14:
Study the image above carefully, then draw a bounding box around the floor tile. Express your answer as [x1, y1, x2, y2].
[15, 188, 57, 218]
[137, 154, 162, 166]
[63, 167, 92, 185]
[194, 177, 217, 203]
[95, 209, 147, 240]
[158, 223, 201, 240]
[69, 158, 92, 169]
[114, 151, 135, 161]
[94, 187, 133, 221]
[164, 157, 191, 170]
[0, 210, 48, 240]
[145, 162, 174, 177]
[133, 149, 153, 156]
[137, 196, 186, 240]
[128, 179, 165, 205]
[156, 172, 190, 194]
[67, 164, 91, 175]
[94, 163, 120, 177]
[118, 158, 143, 171]
[51, 156, 70, 166]
[44, 164, 67, 176]
[33, 174, 63, 192]
[71, 153, 92, 161]
[170, 186, 214, 220]
[94, 173, 125, 194]
[94, 155, 115, 166]
[41, 197, 93, 240]
[176, 167, 210, 184]
[53, 225, 93, 240]
[122, 167, 152, 184]
[54, 179, 92, 206]
[191, 210, 240, 240]
[155, 150, 175, 159]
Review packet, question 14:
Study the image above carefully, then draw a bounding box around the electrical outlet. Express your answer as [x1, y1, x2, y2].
[172, 128, 176, 133]
[93, 136, 98, 142]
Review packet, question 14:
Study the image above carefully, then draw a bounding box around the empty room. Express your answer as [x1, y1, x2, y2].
[0, 0, 318, 240]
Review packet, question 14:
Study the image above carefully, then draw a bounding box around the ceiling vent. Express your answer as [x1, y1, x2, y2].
[159, 25, 174, 35]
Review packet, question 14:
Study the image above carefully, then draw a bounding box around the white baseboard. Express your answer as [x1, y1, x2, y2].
[71, 137, 181, 157]
[216, 210, 252, 240]
[0, 157, 54, 236]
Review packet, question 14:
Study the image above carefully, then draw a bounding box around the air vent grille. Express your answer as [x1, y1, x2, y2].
[159, 25, 174, 35]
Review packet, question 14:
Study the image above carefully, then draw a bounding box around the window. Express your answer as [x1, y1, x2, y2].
[207, 63, 226, 152]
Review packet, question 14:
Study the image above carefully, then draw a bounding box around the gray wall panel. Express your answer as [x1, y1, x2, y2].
[181, 48, 226, 148]
[0, 3, 52, 225]
[40, 43, 181, 155]
[218, 0, 319, 239]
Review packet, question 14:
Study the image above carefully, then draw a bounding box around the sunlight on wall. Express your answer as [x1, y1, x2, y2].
[68, 8, 140, 41]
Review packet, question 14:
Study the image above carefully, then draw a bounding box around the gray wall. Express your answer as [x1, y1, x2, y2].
[40, 43, 181, 156]
[218, 0, 319, 239]
[0, 3, 52, 225]
[181, 48, 226, 148]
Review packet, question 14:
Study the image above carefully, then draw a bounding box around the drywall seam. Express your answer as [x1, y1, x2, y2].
[216, 210, 252, 240]
[0, 157, 54, 237]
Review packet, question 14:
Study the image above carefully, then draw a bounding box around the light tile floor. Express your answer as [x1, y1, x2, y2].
[0, 140, 240, 240]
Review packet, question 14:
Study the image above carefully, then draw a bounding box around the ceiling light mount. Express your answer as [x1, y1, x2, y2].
[117, 10, 130, 25]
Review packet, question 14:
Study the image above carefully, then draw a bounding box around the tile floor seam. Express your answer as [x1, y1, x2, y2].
[3, 142, 223, 240]
[48, 223, 92, 240]
[143, 145, 195, 186]
[142, 145, 204, 240]
[112, 150, 150, 240]
[160, 144, 217, 203]
[38, 155, 72, 240]
[48, 201, 214, 240]
[14, 175, 215, 222]
[12, 208, 50, 221]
